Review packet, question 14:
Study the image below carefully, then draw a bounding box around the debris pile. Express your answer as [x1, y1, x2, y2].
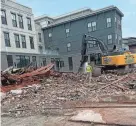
[1, 64, 55, 91]
[1, 71, 136, 117]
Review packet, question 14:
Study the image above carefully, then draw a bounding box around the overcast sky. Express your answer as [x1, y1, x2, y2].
[16, 0, 136, 37]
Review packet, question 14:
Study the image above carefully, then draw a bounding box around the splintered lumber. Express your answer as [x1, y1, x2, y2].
[18, 63, 54, 79]
[98, 75, 129, 91]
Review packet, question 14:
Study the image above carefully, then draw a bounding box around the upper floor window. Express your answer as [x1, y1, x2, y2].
[21, 35, 26, 48]
[88, 22, 96, 32]
[87, 22, 92, 32]
[107, 18, 111, 28]
[14, 34, 20, 48]
[65, 28, 70, 37]
[117, 20, 121, 30]
[1, 10, 7, 25]
[107, 34, 112, 44]
[92, 22, 96, 31]
[49, 33, 52, 37]
[4, 32, 10, 47]
[88, 40, 97, 48]
[67, 43, 71, 52]
[18, 15, 24, 29]
[11, 13, 17, 27]
[27, 18, 32, 30]
[38, 33, 42, 42]
[115, 17, 117, 22]
[29, 36, 34, 49]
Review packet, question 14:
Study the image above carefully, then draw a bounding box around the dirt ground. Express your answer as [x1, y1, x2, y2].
[2, 107, 136, 126]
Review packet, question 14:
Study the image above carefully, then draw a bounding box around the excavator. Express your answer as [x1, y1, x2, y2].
[79, 34, 136, 76]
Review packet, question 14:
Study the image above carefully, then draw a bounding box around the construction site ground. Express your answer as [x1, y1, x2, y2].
[1, 66, 136, 126]
[2, 104, 136, 126]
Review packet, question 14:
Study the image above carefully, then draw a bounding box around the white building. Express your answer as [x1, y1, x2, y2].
[0, 0, 40, 70]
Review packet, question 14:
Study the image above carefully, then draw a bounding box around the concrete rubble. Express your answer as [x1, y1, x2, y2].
[1, 66, 136, 117]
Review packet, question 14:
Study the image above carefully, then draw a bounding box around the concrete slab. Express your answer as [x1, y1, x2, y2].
[70, 110, 105, 123]
[70, 108, 136, 125]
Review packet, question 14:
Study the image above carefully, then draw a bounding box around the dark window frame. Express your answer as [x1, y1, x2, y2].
[11, 13, 17, 27]
[117, 19, 122, 30]
[14, 34, 20, 48]
[4, 32, 11, 47]
[27, 17, 32, 30]
[18, 15, 24, 29]
[7, 55, 13, 67]
[38, 33, 42, 42]
[16, 55, 30, 68]
[68, 57, 73, 71]
[29, 36, 34, 49]
[21, 35, 26, 48]
[1, 9, 7, 25]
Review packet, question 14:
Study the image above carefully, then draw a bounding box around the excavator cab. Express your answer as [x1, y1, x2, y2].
[79, 34, 136, 76]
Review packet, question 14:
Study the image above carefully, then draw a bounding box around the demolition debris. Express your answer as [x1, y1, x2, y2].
[1, 64, 136, 117]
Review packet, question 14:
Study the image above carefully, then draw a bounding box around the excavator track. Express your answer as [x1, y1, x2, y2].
[103, 65, 136, 75]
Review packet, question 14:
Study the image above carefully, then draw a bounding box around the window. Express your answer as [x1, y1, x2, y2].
[67, 43, 71, 52]
[27, 17, 32, 30]
[4, 32, 10, 47]
[115, 17, 117, 22]
[88, 40, 97, 48]
[38, 33, 42, 42]
[49, 33, 52, 37]
[7, 55, 13, 67]
[16, 55, 30, 68]
[32, 56, 36, 62]
[118, 20, 121, 30]
[11, 13, 17, 27]
[66, 28, 70, 37]
[51, 58, 55, 63]
[118, 36, 122, 44]
[42, 58, 46, 66]
[18, 15, 23, 29]
[87, 22, 92, 32]
[60, 61, 64, 67]
[92, 22, 96, 31]
[1, 10, 7, 24]
[29, 36, 34, 49]
[14, 34, 20, 48]
[108, 35, 112, 44]
[68, 57, 73, 71]
[21, 35, 26, 48]
[107, 18, 111, 28]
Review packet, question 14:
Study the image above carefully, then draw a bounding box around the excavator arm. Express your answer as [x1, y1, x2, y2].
[79, 34, 109, 69]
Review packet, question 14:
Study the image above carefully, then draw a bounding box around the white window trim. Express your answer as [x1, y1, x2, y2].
[49, 33, 52, 37]
[66, 28, 70, 33]
[108, 34, 112, 44]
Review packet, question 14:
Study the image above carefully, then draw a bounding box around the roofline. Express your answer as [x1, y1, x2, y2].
[34, 15, 54, 21]
[43, 6, 124, 29]
[123, 37, 136, 40]
[7, 0, 32, 10]
[53, 7, 92, 19]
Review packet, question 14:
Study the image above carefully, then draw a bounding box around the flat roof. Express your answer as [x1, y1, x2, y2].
[43, 5, 124, 29]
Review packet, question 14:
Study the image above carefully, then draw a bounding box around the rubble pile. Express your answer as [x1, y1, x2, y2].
[1, 64, 55, 91]
[1, 71, 136, 117]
